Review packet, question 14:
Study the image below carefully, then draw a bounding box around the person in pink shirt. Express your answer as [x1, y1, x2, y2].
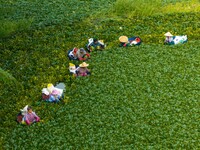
[24, 106, 40, 125]
[76, 62, 91, 77]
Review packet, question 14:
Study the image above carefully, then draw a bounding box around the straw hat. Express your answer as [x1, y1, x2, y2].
[164, 32, 173, 36]
[119, 36, 128, 43]
[79, 62, 89, 67]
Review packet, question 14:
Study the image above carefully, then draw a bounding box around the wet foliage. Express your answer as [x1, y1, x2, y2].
[0, 0, 199, 149]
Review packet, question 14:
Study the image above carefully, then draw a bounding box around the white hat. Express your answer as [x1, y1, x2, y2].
[42, 88, 49, 95]
[79, 62, 89, 67]
[20, 105, 28, 116]
[164, 32, 173, 36]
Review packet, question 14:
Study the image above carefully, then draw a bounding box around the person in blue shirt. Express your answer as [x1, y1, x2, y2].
[86, 38, 105, 52]
[119, 36, 142, 47]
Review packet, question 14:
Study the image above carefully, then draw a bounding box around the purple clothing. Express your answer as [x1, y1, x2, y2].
[77, 67, 89, 76]
[24, 112, 40, 125]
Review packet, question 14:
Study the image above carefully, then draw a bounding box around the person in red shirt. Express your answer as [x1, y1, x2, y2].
[76, 48, 90, 61]
[68, 48, 90, 61]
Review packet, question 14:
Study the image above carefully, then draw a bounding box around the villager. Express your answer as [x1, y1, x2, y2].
[164, 31, 187, 45]
[86, 38, 105, 52]
[76, 62, 90, 77]
[119, 35, 142, 47]
[69, 63, 79, 77]
[23, 106, 40, 125]
[41, 83, 65, 102]
[68, 48, 90, 61]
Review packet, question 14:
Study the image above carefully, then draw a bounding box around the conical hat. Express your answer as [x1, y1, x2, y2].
[79, 62, 89, 67]
[164, 32, 173, 36]
[119, 36, 128, 43]
[42, 88, 49, 95]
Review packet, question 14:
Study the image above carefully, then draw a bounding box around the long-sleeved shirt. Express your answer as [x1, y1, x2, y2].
[24, 112, 40, 125]
[76, 67, 90, 76]
[86, 39, 105, 51]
